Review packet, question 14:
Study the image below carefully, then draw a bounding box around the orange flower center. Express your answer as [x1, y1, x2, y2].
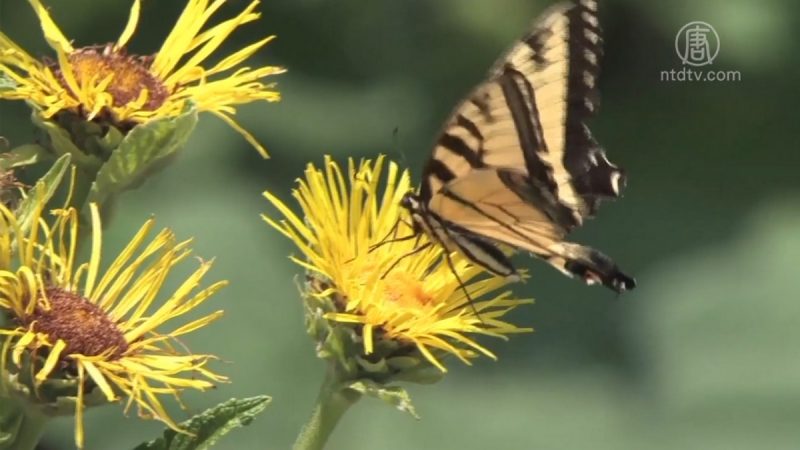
[25, 286, 128, 359]
[55, 45, 168, 112]
[383, 271, 433, 309]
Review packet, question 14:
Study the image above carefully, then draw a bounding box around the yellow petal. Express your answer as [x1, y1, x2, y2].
[116, 0, 141, 49]
[83, 204, 103, 298]
[92, 218, 155, 305]
[0, 31, 36, 61]
[203, 36, 275, 78]
[152, 0, 226, 77]
[75, 364, 86, 449]
[210, 110, 269, 158]
[27, 0, 74, 53]
[81, 359, 119, 401]
[36, 339, 66, 381]
[185, 12, 262, 55]
[163, 0, 260, 85]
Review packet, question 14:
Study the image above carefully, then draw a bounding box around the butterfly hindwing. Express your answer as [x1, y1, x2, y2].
[428, 169, 634, 291]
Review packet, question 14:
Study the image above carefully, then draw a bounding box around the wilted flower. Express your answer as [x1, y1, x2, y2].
[0, 0, 284, 157]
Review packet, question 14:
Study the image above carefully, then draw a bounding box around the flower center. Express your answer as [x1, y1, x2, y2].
[383, 271, 433, 309]
[26, 287, 129, 359]
[56, 45, 168, 111]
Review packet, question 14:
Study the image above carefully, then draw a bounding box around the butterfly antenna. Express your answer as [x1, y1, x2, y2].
[369, 233, 418, 254]
[344, 214, 417, 265]
[368, 216, 417, 253]
[392, 126, 410, 169]
[369, 216, 402, 251]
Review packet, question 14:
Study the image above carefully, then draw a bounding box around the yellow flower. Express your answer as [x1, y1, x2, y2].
[0, 198, 227, 448]
[0, 0, 285, 157]
[263, 156, 532, 372]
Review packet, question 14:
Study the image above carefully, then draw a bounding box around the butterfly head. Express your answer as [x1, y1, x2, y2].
[400, 191, 418, 209]
[400, 192, 426, 234]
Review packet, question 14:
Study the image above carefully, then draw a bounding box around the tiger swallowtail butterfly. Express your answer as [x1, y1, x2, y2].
[401, 0, 635, 292]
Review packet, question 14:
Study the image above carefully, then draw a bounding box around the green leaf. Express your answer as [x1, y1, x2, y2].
[0, 144, 49, 170]
[96, 125, 125, 155]
[14, 154, 70, 234]
[30, 110, 102, 171]
[132, 396, 271, 450]
[88, 104, 198, 208]
[386, 357, 444, 385]
[347, 379, 419, 419]
[0, 410, 23, 449]
[54, 112, 124, 160]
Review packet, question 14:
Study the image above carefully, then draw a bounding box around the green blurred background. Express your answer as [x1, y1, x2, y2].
[1, 0, 799, 448]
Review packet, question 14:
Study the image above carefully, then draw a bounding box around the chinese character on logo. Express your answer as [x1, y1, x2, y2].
[675, 21, 719, 67]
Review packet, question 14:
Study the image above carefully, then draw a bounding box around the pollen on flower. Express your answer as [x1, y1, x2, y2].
[24, 287, 129, 359]
[52, 45, 169, 112]
[0, 0, 284, 156]
[0, 200, 228, 449]
[265, 155, 533, 372]
[383, 271, 433, 309]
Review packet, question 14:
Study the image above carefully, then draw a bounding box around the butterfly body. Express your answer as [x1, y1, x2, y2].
[402, 0, 635, 293]
[402, 191, 520, 280]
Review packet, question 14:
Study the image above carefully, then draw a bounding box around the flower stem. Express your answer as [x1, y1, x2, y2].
[293, 364, 361, 450]
[0, 399, 48, 450]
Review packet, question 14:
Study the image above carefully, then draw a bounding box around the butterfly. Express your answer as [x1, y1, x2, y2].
[400, 0, 635, 292]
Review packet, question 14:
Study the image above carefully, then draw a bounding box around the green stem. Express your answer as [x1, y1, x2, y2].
[0, 399, 48, 450]
[292, 364, 361, 450]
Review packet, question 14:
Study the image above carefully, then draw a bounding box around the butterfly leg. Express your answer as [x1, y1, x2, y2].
[380, 241, 432, 279]
[344, 218, 416, 265]
[440, 248, 483, 317]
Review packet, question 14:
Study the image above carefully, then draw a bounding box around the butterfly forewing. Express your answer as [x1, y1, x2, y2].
[423, 0, 619, 223]
[408, 0, 635, 292]
[429, 169, 564, 250]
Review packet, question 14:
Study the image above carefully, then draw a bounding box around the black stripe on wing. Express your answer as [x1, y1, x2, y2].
[439, 186, 545, 250]
[419, 159, 456, 202]
[564, 1, 626, 209]
[455, 114, 485, 142]
[439, 133, 484, 168]
[419, 110, 489, 203]
[558, 242, 637, 292]
[497, 169, 578, 231]
[413, 198, 517, 278]
[434, 181, 634, 293]
[499, 68, 581, 229]
[498, 67, 557, 195]
[419, 86, 493, 203]
[524, 0, 625, 215]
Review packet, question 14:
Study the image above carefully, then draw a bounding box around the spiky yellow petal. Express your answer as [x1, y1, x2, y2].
[264, 156, 532, 371]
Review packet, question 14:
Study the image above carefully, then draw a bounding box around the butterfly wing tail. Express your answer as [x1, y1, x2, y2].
[545, 242, 635, 293]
